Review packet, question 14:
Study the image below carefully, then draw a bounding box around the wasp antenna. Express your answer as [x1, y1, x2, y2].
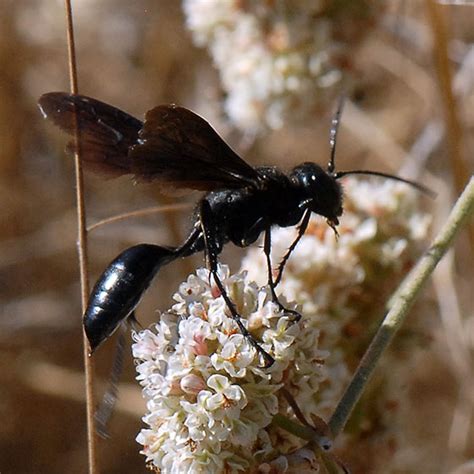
[327, 95, 346, 175]
[335, 170, 436, 198]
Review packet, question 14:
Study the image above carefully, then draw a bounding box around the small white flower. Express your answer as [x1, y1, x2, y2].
[206, 374, 247, 413]
[211, 334, 255, 378]
[181, 373, 207, 395]
[263, 316, 299, 358]
[181, 391, 213, 442]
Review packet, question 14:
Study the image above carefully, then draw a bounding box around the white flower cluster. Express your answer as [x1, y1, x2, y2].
[133, 266, 328, 473]
[243, 178, 431, 419]
[183, 0, 379, 132]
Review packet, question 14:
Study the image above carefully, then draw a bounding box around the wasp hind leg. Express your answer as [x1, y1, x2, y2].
[199, 200, 275, 368]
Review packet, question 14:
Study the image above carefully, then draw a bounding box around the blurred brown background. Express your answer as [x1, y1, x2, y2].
[0, 1, 473, 473]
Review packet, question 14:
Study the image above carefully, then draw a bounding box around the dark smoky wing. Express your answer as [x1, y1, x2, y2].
[129, 105, 260, 191]
[38, 92, 142, 177]
[38, 95, 261, 190]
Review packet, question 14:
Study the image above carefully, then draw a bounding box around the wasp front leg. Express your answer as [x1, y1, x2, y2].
[274, 208, 311, 286]
[263, 228, 301, 322]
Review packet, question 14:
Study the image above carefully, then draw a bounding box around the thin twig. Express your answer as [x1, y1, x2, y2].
[329, 176, 474, 437]
[438, 1, 474, 5]
[87, 203, 191, 232]
[425, 0, 474, 258]
[63, 1, 98, 472]
[433, 251, 474, 452]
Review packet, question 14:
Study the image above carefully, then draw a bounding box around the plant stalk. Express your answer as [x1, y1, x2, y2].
[329, 176, 474, 436]
[64, 1, 98, 472]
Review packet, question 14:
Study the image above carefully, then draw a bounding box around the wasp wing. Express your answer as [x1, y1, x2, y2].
[129, 104, 260, 191]
[38, 92, 142, 177]
[39, 93, 260, 190]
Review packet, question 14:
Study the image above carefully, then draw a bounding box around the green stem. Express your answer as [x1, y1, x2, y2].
[272, 415, 345, 473]
[329, 176, 474, 437]
[272, 414, 326, 443]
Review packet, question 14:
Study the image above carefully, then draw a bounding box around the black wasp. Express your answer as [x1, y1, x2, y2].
[38, 92, 431, 368]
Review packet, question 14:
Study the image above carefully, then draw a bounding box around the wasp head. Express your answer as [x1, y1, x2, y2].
[290, 162, 343, 228]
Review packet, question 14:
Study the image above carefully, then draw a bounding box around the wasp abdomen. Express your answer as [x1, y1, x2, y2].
[84, 244, 176, 353]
